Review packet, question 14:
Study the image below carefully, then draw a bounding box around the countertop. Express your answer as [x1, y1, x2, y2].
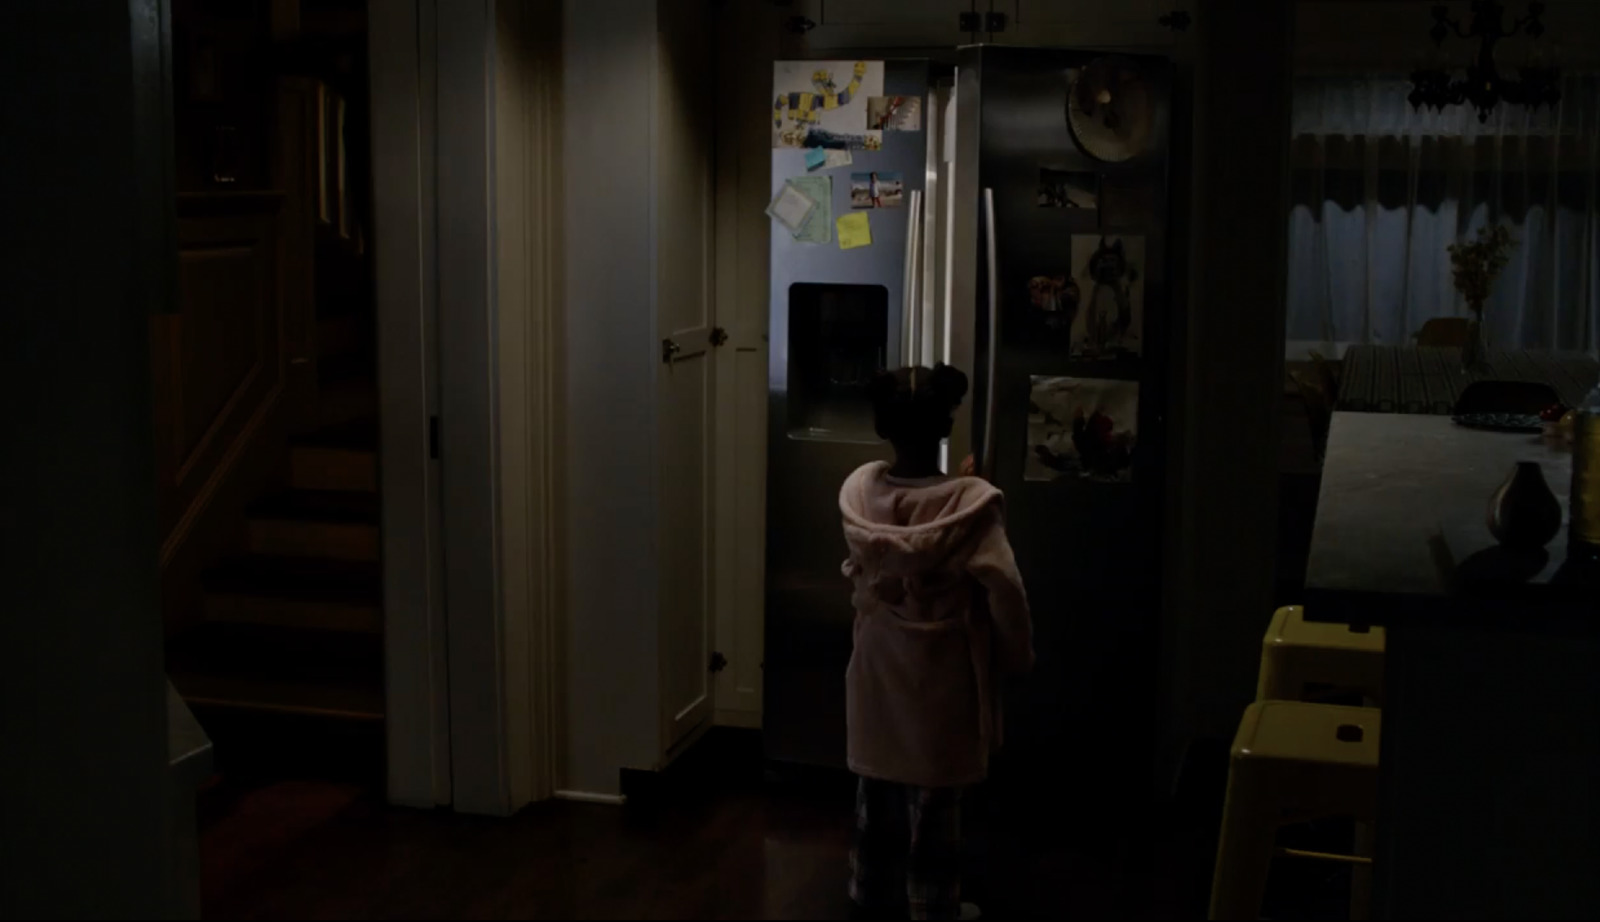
[1304, 412, 1597, 627]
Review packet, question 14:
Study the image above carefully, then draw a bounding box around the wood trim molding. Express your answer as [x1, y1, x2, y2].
[157, 201, 289, 577]
[159, 378, 282, 567]
[436, 0, 506, 816]
[371, 0, 453, 810]
[434, 0, 567, 816]
[494, 0, 566, 808]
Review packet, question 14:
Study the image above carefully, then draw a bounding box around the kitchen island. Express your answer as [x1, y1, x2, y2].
[1304, 412, 1599, 919]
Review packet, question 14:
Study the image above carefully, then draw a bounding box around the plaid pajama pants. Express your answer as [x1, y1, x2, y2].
[848, 776, 964, 920]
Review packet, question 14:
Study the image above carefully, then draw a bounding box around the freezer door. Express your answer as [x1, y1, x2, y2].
[951, 45, 1174, 802]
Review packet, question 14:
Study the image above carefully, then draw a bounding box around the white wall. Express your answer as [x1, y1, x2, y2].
[493, 0, 565, 808]
[561, 0, 663, 795]
[0, 0, 175, 914]
[709, 0, 781, 730]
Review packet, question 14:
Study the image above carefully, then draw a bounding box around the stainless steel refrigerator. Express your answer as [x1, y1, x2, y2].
[764, 47, 1174, 798]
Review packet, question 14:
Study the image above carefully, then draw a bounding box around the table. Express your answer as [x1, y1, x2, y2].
[1304, 413, 1600, 919]
[1336, 345, 1599, 415]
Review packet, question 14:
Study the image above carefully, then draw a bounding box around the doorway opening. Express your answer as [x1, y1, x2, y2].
[159, 0, 384, 791]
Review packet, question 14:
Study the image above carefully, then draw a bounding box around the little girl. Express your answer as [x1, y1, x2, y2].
[839, 364, 1034, 921]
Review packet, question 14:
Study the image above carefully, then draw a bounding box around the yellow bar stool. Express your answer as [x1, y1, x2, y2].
[1208, 701, 1381, 921]
[1257, 605, 1385, 705]
[1254, 606, 1386, 919]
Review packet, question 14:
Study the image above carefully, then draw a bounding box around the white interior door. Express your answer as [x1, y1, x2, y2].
[657, 0, 716, 753]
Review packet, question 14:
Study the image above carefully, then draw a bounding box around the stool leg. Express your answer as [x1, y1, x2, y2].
[1209, 763, 1278, 921]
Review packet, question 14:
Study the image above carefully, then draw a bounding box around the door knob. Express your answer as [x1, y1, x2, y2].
[661, 338, 681, 364]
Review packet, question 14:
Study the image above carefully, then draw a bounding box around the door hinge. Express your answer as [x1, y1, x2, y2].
[985, 10, 1007, 33]
[958, 10, 980, 33]
[1160, 10, 1192, 32]
[710, 326, 729, 347]
[709, 651, 729, 674]
[429, 415, 439, 460]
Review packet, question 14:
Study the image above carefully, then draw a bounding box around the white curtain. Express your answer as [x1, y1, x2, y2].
[1286, 73, 1600, 357]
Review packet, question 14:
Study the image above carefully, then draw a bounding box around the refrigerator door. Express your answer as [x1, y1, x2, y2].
[950, 45, 1174, 801]
[764, 60, 934, 769]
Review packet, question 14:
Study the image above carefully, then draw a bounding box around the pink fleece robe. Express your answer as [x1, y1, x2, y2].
[839, 461, 1034, 789]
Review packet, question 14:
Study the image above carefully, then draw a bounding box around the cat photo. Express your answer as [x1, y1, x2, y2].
[1069, 234, 1144, 359]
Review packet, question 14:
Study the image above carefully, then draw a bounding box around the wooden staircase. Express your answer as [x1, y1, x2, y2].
[160, 10, 384, 785]
[168, 425, 383, 691]
[168, 344, 384, 785]
[167, 304, 384, 778]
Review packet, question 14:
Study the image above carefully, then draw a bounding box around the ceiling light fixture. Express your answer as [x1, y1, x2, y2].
[1408, 1, 1561, 123]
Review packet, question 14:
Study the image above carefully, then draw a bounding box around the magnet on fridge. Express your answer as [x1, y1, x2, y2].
[804, 147, 828, 171]
[836, 212, 871, 249]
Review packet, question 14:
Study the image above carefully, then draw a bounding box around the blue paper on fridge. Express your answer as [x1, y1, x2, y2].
[766, 176, 833, 245]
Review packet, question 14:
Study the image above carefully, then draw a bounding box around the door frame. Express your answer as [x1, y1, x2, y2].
[373, 0, 565, 815]
[370, 0, 452, 809]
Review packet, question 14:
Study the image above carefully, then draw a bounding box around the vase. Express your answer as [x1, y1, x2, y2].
[1487, 461, 1563, 550]
[1461, 309, 1489, 372]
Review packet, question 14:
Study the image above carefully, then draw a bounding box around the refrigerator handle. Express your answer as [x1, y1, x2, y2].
[979, 187, 998, 478]
[900, 190, 922, 368]
[910, 190, 923, 362]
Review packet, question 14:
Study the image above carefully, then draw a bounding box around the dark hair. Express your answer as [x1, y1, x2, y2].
[870, 363, 969, 445]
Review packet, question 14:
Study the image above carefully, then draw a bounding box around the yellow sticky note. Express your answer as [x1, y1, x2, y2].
[836, 212, 871, 250]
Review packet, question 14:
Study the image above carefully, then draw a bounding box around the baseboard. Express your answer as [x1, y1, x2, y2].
[552, 789, 626, 806]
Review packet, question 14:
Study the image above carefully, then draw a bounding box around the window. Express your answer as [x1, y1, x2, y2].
[1285, 74, 1600, 358]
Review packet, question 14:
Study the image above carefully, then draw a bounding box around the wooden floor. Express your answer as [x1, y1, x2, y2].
[197, 729, 1356, 920]
[196, 731, 1225, 920]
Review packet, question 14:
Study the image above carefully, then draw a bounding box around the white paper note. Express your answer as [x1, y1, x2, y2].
[765, 183, 816, 233]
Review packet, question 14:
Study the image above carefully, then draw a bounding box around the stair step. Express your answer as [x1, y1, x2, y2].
[167, 623, 383, 721]
[247, 490, 380, 562]
[201, 556, 381, 633]
[289, 446, 376, 492]
[170, 621, 382, 676]
[298, 418, 379, 450]
[250, 489, 380, 524]
[289, 421, 378, 492]
[311, 377, 377, 430]
[173, 674, 384, 721]
[318, 352, 376, 387]
[316, 314, 369, 361]
[202, 594, 379, 633]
